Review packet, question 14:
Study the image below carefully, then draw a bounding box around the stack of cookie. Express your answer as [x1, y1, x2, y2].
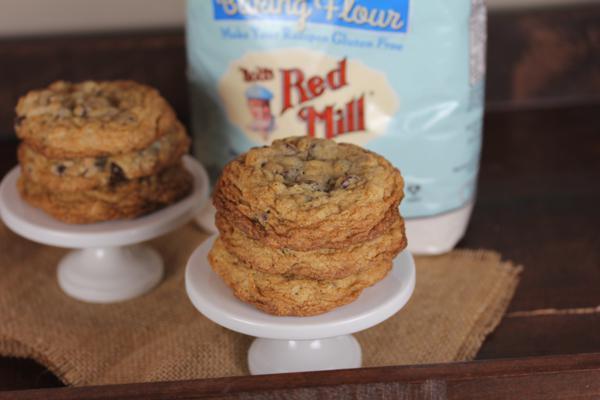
[210, 137, 406, 316]
[15, 80, 192, 224]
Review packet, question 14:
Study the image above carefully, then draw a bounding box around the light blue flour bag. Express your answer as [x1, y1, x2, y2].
[187, 0, 486, 254]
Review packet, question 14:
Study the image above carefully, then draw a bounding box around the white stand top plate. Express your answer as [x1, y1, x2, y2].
[186, 236, 416, 340]
[0, 155, 210, 248]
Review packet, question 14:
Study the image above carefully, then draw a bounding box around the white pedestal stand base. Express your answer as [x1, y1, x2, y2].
[186, 236, 416, 375]
[248, 336, 362, 375]
[57, 245, 163, 303]
[0, 156, 210, 303]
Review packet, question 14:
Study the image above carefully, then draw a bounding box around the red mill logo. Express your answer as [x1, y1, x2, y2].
[280, 59, 365, 138]
[219, 49, 398, 146]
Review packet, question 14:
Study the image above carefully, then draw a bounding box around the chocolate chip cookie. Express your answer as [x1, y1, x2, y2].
[15, 80, 177, 158]
[18, 121, 190, 192]
[214, 136, 404, 250]
[18, 163, 192, 224]
[209, 136, 408, 316]
[209, 238, 393, 316]
[217, 211, 406, 280]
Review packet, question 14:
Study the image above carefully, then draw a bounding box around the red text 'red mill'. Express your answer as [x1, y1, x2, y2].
[280, 58, 366, 139]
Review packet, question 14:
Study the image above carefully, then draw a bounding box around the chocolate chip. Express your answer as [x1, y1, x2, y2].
[260, 210, 270, 223]
[341, 175, 359, 189]
[282, 168, 300, 182]
[108, 96, 120, 108]
[325, 177, 336, 193]
[109, 163, 127, 186]
[282, 273, 296, 281]
[94, 157, 107, 170]
[55, 164, 66, 176]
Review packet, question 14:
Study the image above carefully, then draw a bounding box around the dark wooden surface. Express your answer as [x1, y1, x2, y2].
[467, 104, 600, 360]
[3, 353, 600, 399]
[487, 4, 600, 110]
[0, 3, 599, 398]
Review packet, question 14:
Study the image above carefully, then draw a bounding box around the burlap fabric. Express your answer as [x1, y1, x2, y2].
[0, 222, 521, 386]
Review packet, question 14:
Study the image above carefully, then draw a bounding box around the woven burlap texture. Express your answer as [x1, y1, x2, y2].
[0, 222, 521, 386]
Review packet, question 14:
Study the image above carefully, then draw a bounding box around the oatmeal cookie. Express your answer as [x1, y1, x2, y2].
[15, 80, 177, 158]
[217, 211, 406, 280]
[213, 137, 404, 250]
[215, 192, 401, 251]
[18, 121, 190, 192]
[18, 163, 192, 224]
[208, 238, 393, 316]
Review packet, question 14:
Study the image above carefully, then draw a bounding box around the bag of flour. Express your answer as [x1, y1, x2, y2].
[187, 0, 486, 254]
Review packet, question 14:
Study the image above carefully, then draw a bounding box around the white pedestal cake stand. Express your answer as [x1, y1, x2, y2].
[186, 236, 416, 375]
[0, 155, 210, 303]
